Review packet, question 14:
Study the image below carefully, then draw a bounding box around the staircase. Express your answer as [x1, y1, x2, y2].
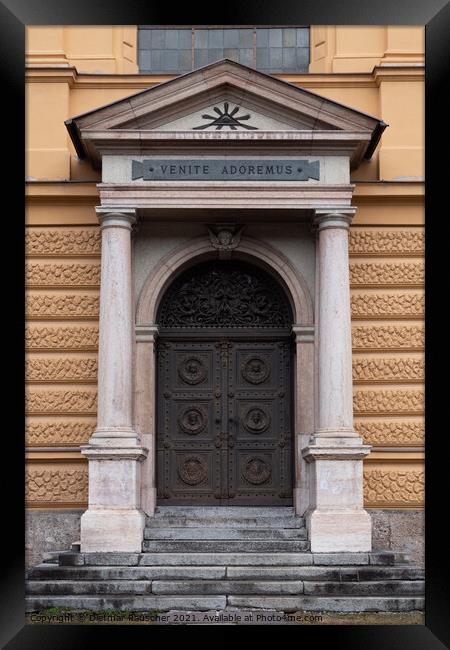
[26, 507, 424, 614]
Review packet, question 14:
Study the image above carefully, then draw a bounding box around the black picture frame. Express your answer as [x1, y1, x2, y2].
[2, 0, 448, 646]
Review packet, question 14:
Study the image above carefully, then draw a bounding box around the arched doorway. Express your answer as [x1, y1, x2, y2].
[155, 260, 294, 505]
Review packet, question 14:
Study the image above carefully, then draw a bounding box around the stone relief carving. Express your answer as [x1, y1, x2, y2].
[26, 390, 97, 414]
[26, 295, 99, 319]
[26, 263, 101, 287]
[26, 358, 98, 382]
[25, 326, 99, 350]
[26, 421, 95, 445]
[364, 468, 424, 506]
[207, 223, 244, 255]
[351, 293, 424, 318]
[25, 229, 101, 256]
[352, 357, 424, 383]
[26, 467, 88, 503]
[354, 420, 424, 446]
[352, 325, 424, 350]
[349, 262, 424, 286]
[349, 229, 424, 255]
[353, 389, 424, 414]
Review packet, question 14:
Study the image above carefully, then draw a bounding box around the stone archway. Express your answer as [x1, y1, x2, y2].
[134, 236, 315, 517]
[154, 258, 295, 505]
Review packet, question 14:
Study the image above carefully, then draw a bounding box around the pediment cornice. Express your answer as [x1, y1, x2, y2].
[66, 59, 386, 170]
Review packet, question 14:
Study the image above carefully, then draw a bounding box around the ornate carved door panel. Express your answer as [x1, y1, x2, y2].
[227, 340, 292, 504]
[156, 260, 293, 505]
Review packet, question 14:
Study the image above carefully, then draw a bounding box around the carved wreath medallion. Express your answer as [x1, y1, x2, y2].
[178, 356, 207, 385]
[241, 357, 270, 384]
[177, 456, 208, 486]
[178, 406, 207, 435]
[242, 405, 270, 434]
[242, 456, 272, 485]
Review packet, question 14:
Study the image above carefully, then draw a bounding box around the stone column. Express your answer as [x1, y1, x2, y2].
[80, 208, 147, 553]
[302, 209, 372, 552]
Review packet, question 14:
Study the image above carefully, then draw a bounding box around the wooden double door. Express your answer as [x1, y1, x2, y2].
[156, 336, 293, 505]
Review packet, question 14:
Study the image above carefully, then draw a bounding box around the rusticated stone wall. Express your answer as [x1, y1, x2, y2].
[26, 227, 100, 508]
[350, 226, 424, 509]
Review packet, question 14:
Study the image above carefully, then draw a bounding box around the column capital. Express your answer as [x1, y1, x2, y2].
[135, 324, 159, 343]
[95, 207, 137, 231]
[292, 324, 315, 343]
[313, 207, 357, 231]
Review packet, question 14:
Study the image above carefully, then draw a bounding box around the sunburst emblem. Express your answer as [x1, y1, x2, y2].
[193, 102, 258, 130]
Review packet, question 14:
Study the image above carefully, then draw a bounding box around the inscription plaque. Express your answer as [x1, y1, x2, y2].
[132, 158, 320, 181]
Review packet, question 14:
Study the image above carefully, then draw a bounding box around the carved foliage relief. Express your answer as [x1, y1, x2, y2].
[25, 326, 99, 350]
[158, 261, 292, 328]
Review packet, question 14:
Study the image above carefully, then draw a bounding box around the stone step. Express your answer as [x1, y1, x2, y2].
[25, 595, 227, 612]
[150, 580, 424, 597]
[143, 527, 307, 540]
[226, 596, 425, 613]
[51, 551, 411, 567]
[25, 594, 424, 613]
[27, 563, 425, 583]
[142, 540, 310, 553]
[27, 579, 424, 597]
[145, 516, 306, 529]
[155, 506, 295, 519]
[27, 580, 153, 596]
[28, 565, 228, 581]
[227, 565, 425, 581]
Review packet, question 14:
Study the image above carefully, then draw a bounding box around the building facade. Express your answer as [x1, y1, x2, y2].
[25, 26, 425, 606]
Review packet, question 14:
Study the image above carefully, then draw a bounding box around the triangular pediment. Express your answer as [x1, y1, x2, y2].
[66, 59, 386, 168]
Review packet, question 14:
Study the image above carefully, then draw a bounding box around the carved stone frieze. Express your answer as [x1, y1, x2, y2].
[364, 468, 424, 506]
[352, 325, 424, 351]
[26, 467, 88, 503]
[26, 357, 98, 382]
[352, 357, 424, 383]
[354, 420, 424, 446]
[26, 263, 100, 287]
[26, 294, 99, 320]
[25, 229, 101, 256]
[353, 389, 424, 415]
[351, 293, 424, 319]
[349, 262, 424, 287]
[26, 390, 97, 414]
[25, 326, 99, 350]
[26, 420, 95, 445]
[349, 229, 424, 256]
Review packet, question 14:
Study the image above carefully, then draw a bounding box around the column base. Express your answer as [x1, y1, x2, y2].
[308, 509, 372, 552]
[80, 508, 145, 553]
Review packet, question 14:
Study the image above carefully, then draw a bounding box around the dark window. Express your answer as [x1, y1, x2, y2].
[138, 27, 309, 74]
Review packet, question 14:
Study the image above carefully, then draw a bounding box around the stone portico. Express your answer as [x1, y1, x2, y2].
[65, 59, 387, 555]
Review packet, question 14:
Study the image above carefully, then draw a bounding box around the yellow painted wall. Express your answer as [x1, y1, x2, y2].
[25, 26, 424, 511]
